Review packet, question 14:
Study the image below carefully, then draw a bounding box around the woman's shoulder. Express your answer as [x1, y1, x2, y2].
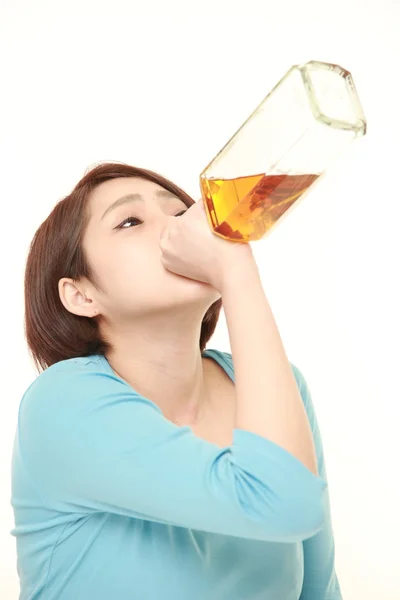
[26, 354, 105, 388]
[19, 354, 129, 416]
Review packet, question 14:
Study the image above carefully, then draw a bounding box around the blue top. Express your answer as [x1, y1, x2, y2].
[11, 349, 342, 600]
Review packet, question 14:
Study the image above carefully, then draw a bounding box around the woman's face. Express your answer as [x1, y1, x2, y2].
[81, 177, 221, 325]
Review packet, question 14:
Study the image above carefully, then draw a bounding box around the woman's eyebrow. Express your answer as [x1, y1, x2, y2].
[101, 190, 179, 220]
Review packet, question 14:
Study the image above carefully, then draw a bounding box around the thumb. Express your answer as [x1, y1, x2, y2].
[187, 198, 207, 217]
[187, 198, 206, 212]
[196, 198, 206, 211]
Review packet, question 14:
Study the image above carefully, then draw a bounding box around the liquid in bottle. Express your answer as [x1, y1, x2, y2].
[200, 172, 320, 243]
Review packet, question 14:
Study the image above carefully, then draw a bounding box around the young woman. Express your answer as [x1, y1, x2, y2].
[11, 161, 342, 599]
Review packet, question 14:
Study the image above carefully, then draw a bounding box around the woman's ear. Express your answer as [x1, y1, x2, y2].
[58, 278, 99, 318]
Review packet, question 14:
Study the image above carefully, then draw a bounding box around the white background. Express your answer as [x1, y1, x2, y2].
[1, 0, 399, 598]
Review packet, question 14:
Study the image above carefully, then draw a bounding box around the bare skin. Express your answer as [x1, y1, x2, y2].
[58, 177, 224, 427]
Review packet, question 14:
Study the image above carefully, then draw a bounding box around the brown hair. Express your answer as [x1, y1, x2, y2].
[24, 161, 223, 374]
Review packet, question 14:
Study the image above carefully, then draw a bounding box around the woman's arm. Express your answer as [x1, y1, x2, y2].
[15, 356, 326, 544]
[292, 365, 343, 600]
[221, 255, 319, 476]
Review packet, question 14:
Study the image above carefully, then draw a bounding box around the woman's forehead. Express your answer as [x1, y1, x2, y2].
[89, 178, 173, 215]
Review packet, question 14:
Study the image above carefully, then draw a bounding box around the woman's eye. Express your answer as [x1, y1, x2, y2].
[117, 216, 140, 229]
[117, 210, 187, 229]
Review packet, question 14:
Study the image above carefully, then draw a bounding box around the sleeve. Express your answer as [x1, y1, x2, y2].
[291, 365, 343, 600]
[17, 361, 328, 543]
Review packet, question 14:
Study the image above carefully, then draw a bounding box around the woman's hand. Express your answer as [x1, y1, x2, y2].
[159, 198, 253, 292]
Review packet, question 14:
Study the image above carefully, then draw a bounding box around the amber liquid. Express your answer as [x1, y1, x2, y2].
[200, 172, 320, 242]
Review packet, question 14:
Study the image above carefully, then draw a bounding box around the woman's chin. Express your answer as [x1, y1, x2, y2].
[166, 270, 221, 297]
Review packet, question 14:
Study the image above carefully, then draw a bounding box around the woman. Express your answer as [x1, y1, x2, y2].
[11, 161, 342, 599]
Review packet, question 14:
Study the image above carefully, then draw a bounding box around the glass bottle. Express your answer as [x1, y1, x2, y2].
[200, 60, 367, 243]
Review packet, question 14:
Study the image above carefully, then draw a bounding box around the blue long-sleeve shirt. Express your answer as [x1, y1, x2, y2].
[11, 348, 342, 599]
